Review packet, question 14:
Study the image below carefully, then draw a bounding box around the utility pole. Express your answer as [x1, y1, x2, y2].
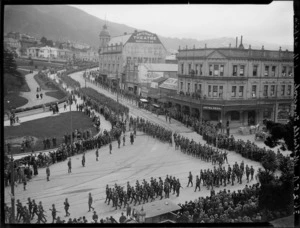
[8, 142, 15, 223]
[116, 71, 119, 103]
[70, 97, 73, 157]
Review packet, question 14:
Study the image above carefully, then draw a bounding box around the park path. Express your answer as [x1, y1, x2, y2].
[18, 70, 58, 109]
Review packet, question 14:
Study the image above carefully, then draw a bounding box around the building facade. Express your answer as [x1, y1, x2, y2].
[98, 24, 167, 94]
[168, 38, 293, 126]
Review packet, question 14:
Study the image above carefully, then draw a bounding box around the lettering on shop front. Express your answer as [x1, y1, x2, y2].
[203, 106, 221, 110]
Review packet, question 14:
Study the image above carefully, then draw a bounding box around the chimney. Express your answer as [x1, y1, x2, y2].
[279, 46, 282, 51]
[249, 45, 251, 49]
[229, 43, 231, 48]
[241, 35, 243, 45]
[205, 44, 207, 49]
[186, 45, 188, 50]
[179, 45, 181, 50]
[262, 45, 264, 50]
[236, 37, 238, 48]
[193, 45, 195, 49]
[134, 29, 137, 33]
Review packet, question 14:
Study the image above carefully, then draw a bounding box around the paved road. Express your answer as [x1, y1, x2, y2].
[3, 69, 272, 223]
[18, 70, 58, 109]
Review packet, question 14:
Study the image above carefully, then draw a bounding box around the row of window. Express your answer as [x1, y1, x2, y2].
[181, 63, 293, 77]
[100, 63, 120, 72]
[179, 83, 293, 98]
[127, 46, 163, 55]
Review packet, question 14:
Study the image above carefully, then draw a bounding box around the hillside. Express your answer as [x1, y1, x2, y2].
[4, 5, 293, 52]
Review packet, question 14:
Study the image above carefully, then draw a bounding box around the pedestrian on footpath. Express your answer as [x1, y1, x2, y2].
[118, 137, 121, 148]
[82, 152, 85, 167]
[40, 93, 43, 99]
[46, 164, 50, 181]
[23, 176, 27, 191]
[36, 94, 39, 100]
[109, 142, 112, 154]
[88, 193, 94, 212]
[96, 148, 99, 161]
[68, 158, 72, 173]
[64, 198, 70, 217]
[130, 133, 134, 145]
[123, 134, 126, 146]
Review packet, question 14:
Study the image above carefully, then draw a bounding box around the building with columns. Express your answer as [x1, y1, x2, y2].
[98, 24, 167, 94]
[168, 36, 294, 126]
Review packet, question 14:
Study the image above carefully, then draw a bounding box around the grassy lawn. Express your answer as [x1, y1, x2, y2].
[45, 90, 67, 100]
[17, 69, 31, 92]
[4, 111, 97, 154]
[34, 73, 58, 90]
[4, 93, 28, 111]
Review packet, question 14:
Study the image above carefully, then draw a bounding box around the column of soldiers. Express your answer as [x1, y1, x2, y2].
[43, 138, 57, 150]
[203, 129, 276, 163]
[105, 175, 182, 210]
[173, 133, 228, 166]
[10, 198, 48, 224]
[187, 162, 255, 193]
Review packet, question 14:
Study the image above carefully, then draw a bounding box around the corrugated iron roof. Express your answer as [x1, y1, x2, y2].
[108, 34, 133, 46]
[143, 63, 178, 72]
[159, 78, 178, 91]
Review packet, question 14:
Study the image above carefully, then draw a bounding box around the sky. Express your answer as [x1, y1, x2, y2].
[72, 2, 293, 46]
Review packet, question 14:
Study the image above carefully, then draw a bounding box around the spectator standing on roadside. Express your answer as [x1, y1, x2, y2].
[46, 164, 50, 181]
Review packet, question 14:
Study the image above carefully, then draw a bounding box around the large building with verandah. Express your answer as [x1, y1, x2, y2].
[167, 36, 294, 127]
[98, 23, 167, 94]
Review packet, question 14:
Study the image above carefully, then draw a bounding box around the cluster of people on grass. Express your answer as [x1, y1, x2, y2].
[105, 175, 183, 210]
[176, 183, 261, 223]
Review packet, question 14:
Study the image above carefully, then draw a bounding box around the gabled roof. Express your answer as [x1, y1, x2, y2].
[143, 63, 178, 72]
[108, 33, 133, 46]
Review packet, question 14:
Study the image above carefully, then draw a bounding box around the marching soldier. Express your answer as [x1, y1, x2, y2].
[246, 165, 250, 183]
[194, 175, 201, 192]
[250, 166, 255, 181]
[27, 197, 33, 218]
[175, 179, 183, 197]
[187, 171, 193, 187]
[31, 200, 38, 220]
[64, 198, 70, 217]
[49, 204, 57, 223]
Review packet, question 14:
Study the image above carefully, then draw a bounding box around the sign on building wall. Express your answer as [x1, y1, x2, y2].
[203, 106, 221, 111]
[128, 31, 161, 44]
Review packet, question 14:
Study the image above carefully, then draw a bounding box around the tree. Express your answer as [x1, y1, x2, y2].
[59, 43, 63, 49]
[3, 48, 24, 97]
[40, 36, 47, 45]
[46, 40, 54, 47]
[264, 117, 294, 153]
[261, 151, 278, 174]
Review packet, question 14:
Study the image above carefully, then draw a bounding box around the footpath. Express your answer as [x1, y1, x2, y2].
[18, 70, 58, 109]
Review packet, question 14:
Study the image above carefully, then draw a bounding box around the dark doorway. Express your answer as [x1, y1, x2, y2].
[248, 110, 255, 125]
